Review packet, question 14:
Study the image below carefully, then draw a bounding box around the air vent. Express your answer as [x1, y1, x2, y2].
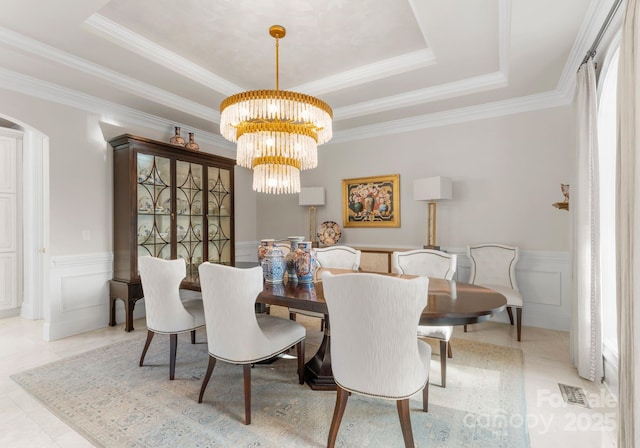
[558, 383, 590, 408]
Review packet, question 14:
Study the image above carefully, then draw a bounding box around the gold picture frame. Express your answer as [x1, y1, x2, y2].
[342, 174, 400, 227]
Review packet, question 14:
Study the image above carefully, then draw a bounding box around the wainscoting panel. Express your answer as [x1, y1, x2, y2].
[517, 270, 562, 306]
[45, 245, 570, 339]
[47, 243, 258, 340]
[46, 253, 114, 341]
[448, 248, 571, 331]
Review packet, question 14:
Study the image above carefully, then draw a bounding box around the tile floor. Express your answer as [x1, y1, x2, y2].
[0, 308, 617, 447]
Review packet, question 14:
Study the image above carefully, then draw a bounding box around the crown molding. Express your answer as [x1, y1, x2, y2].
[334, 71, 507, 121]
[0, 67, 234, 150]
[330, 89, 569, 144]
[291, 49, 435, 96]
[0, 64, 570, 150]
[0, 25, 220, 124]
[84, 14, 242, 97]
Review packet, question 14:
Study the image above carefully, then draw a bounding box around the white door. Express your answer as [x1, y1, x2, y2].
[0, 129, 22, 315]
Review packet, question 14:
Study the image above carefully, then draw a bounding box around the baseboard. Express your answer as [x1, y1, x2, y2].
[0, 307, 21, 318]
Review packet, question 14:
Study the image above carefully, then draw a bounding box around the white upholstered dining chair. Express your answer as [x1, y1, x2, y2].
[314, 245, 362, 270]
[322, 272, 431, 448]
[137, 256, 206, 380]
[466, 243, 523, 341]
[391, 249, 457, 387]
[197, 263, 306, 425]
[289, 245, 362, 331]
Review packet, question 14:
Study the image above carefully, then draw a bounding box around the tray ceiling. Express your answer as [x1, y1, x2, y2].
[0, 0, 613, 147]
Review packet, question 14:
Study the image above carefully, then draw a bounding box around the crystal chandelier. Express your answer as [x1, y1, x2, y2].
[219, 25, 333, 194]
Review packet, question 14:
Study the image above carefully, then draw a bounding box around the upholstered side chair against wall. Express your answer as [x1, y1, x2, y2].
[197, 263, 306, 425]
[289, 245, 362, 331]
[392, 249, 457, 387]
[322, 272, 431, 448]
[466, 243, 523, 341]
[137, 256, 206, 380]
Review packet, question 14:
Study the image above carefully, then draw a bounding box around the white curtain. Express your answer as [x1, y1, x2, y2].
[571, 58, 603, 382]
[616, 1, 640, 446]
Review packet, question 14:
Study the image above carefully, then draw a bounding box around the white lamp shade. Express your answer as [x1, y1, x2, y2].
[299, 187, 325, 206]
[413, 177, 452, 201]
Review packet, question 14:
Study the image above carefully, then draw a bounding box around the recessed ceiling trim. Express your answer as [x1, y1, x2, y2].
[0, 67, 233, 150]
[0, 25, 220, 124]
[85, 14, 242, 96]
[335, 71, 507, 121]
[407, 0, 434, 50]
[498, 0, 511, 75]
[331, 89, 569, 144]
[291, 49, 435, 96]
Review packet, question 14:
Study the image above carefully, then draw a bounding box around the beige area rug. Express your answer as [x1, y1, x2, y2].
[12, 324, 529, 448]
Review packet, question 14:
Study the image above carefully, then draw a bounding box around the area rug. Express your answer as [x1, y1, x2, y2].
[12, 331, 529, 447]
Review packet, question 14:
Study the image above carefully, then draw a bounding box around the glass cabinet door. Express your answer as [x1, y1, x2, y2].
[137, 153, 171, 260]
[176, 161, 204, 283]
[207, 166, 232, 265]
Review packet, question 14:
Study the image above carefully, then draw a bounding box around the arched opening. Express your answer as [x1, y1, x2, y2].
[0, 114, 50, 337]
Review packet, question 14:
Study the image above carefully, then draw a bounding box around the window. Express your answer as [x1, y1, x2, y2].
[597, 44, 619, 359]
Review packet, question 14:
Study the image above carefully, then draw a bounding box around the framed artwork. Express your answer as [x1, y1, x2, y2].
[342, 174, 400, 227]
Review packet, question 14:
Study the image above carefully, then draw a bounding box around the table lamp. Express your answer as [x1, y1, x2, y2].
[413, 177, 452, 250]
[299, 187, 325, 246]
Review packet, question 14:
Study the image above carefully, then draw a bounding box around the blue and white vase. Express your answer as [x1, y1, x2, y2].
[286, 236, 305, 282]
[262, 244, 286, 284]
[294, 241, 316, 284]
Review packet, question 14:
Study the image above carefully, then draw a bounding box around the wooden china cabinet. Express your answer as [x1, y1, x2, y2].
[108, 134, 235, 331]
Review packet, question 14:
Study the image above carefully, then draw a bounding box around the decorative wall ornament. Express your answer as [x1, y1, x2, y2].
[552, 184, 570, 211]
[342, 174, 400, 227]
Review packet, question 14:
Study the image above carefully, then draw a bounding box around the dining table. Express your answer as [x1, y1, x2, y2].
[257, 268, 508, 391]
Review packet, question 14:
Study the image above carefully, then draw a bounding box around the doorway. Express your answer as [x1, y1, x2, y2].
[0, 116, 49, 334]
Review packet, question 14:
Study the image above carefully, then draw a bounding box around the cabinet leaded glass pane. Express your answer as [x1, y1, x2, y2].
[207, 166, 231, 264]
[177, 161, 204, 282]
[137, 153, 171, 260]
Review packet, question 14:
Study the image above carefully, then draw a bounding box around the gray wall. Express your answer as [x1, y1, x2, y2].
[0, 86, 575, 336]
[256, 106, 574, 252]
[0, 87, 256, 257]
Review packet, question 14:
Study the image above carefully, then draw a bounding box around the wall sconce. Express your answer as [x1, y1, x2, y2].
[413, 177, 452, 250]
[299, 187, 325, 245]
[552, 184, 570, 211]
